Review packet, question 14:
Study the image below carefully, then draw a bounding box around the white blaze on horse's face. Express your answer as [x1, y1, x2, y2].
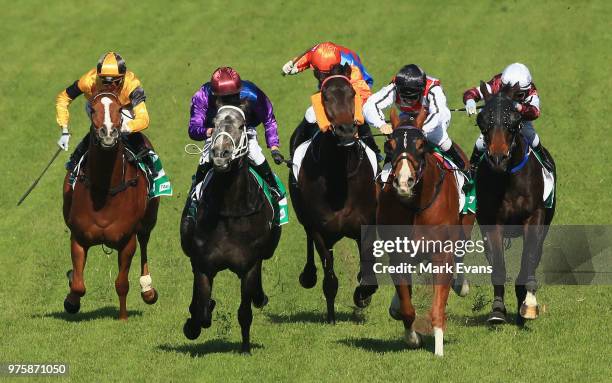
[395, 159, 414, 197]
[99, 97, 118, 148]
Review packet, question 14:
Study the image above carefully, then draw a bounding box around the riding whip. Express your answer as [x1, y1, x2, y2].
[17, 147, 63, 206]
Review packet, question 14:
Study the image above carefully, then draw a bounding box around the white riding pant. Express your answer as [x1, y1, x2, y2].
[475, 121, 539, 151]
[199, 128, 266, 166]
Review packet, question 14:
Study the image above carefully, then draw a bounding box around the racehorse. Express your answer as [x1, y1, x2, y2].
[289, 63, 378, 324]
[180, 105, 281, 354]
[377, 108, 474, 356]
[62, 90, 159, 320]
[475, 82, 556, 325]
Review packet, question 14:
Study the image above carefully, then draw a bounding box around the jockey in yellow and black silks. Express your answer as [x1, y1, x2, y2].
[55, 52, 156, 174]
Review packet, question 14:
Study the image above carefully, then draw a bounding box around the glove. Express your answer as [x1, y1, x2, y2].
[121, 119, 132, 134]
[380, 123, 393, 135]
[57, 127, 70, 151]
[465, 99, 477, 116]
[271, 149, 284, 165]
[282, 60, 298, 76]
[513, 102, 523, 112]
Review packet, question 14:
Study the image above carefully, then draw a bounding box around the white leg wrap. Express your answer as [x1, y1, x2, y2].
[525, 291, 537, 306]
[434, 327, 444, 356]
[139, 274, 153, 293]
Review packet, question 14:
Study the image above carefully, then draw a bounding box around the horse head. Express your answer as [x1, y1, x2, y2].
[387, 107, 428, 199]
[320, 63, 359, 146]
[90, 91, 122, 150]
[210, 105, 248, 172]
[477, 82, 523, 172]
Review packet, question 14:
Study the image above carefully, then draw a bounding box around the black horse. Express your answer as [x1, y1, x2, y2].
[180, 106, 281, 353]
[289, 64, 378, 324]
[475, 82, 556, 325]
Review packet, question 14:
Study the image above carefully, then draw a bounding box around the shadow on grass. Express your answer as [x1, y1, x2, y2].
[158, 340, 263, 357]
[448, 313, 533, 331]
[33, 306, 143, 322]
[339, 335, 457, 354]
[265, 309, 366, 324]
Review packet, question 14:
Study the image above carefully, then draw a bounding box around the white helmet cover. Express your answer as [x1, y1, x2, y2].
[501, 63, 532, 90]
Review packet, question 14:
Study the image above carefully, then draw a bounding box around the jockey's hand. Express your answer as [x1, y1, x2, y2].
[380, 123, 393, 135]
[121, 120, 132, 134]
[57, 127, 70, 151]
[465, 99, 477, 116]
[206, 128, 214, 137]
[271, 147, 284, 165]
[282, 60, 298, 76]
[513, 102, 523, 112]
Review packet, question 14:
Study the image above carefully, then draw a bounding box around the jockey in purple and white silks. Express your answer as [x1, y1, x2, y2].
[183, 67, 284, 223]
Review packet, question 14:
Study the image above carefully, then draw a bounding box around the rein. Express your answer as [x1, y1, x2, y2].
[77, 150, 140, 196]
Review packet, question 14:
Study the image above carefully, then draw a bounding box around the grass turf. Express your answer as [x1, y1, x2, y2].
[1, 1, 611, 381]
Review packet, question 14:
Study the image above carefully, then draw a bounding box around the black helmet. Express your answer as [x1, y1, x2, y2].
[395, 64, 426, 105]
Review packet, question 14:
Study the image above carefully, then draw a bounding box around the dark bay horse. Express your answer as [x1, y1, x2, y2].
[180, 105, 280, 354]
[377, 108, 474, 356]
[475, 83, 555, 325]
[62, 91, 159, 320]
[289, 64, 378, 324]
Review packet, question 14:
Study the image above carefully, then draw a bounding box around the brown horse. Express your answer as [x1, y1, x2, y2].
[289, 64, 379, 323]
[475, 82, 555, 326]
[377, 108, 474, 356]
[62, 90, 159, 320]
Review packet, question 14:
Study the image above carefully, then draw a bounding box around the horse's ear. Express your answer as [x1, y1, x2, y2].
[414, 106, 427, 129]
[480, 81, 492, 102]
[390, 107, 400, 130]
[343, 63, 352, 78]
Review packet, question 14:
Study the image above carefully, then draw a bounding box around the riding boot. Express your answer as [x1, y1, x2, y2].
[253, 161, 282, 202]
[358, 124, 383, 162]
[66, 132, 90, 172]
[126, 132, 157, 178]
[443, 145, 466, 171]
[532, 143, 553, 172]
[468, 145, 484, 179]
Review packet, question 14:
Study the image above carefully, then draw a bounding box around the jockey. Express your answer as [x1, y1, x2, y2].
[363, 64, 465, 169]
[463, 62, 553, 171]
[281, 41, 381, 158]
[183, 67, 283, 221]
[55, 52, 157, 175]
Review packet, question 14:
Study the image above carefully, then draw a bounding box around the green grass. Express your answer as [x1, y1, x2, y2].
[1, 0, 611, 381]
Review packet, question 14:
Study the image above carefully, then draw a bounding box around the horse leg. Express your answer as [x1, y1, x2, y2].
[238, 264, 261, 354]
[64, 238, 88, 314]
[184, 269, 215, 340]
[431, 253, 453, 357]
[482, 226, 508, 324]
[391, 279, 422, 349]
[353, 236, 378, 308]
[115, 235, 137, 320]
[516, 215, 548, 324]
[251, 259, 269, 308]
[299, 231, 317, 289]
[312, 232, 338, 324]
[137, 230, 159, 305]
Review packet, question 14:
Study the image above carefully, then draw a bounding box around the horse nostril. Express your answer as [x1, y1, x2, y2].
[407, 177, 415, 187]
[222, 149, 231, 158]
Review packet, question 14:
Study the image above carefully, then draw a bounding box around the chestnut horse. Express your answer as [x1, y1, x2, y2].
[62, 91, 159, 320]
[289, 64, 378, 324]
[475, 83, 555, 325]
[377, 108, 474, 356]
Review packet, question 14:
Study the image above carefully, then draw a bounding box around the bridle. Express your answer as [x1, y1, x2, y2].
[89, 92, 122, 147]
[320, 75, 360, 142]
[210, 105, 249, 162]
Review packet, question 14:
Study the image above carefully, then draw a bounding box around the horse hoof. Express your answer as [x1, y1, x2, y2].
[404, 330, 422, 349]
[240, 345, 252, 355]
[520, 304, 539, 320]
[253, 294, 268, 309]
[63, 298, 80, 314]
[452, 278, 470, 297]
[183, 318, 202, 340]
[353, 286, 375, 309]
[487, 310, 507, 325]
[141, 288, 159, 305]
[202, 300, 216, 329]
[299, 270, 317, 289]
